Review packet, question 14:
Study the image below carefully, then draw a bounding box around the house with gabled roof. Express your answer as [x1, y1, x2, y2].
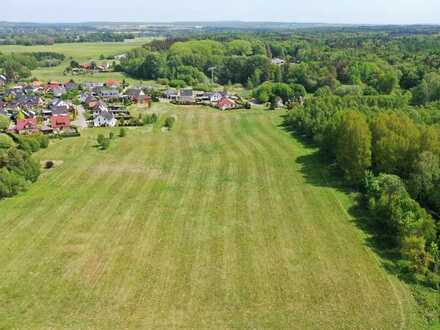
[125, 88, 150, 104]
[51, 107, 71, 131]
[105, 80, 120, 89]
[16, 111, 38, 134]
[93, 110, 117, 127]
[64, 82, 78, 92]
[99, 88, 120, 100]
[217, 97, 237, 111]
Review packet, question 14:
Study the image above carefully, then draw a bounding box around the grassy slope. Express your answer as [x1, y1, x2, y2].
[0, 105, 424, 329]
[0, 39, 150, 83]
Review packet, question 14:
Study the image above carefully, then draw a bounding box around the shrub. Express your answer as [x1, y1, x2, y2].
[158, 78, 169, 85]
[164, 116, 176, 129]
[0, 134, 14, 149]
[109, 132, 114, 140]
[27, 138, 40, 153]
[97, 134, 105, 146]
[169, 79, 186, 88]
[101, 138, 110, 150]
[0, 115, 10, 131]
[45, 160, 54, 169]
[37, 135, 49, 148]
[426, 272, 440, 290]
[0, 168, 28, 198]
[119, 128, 126, 137]
[143, 113, 159, 125]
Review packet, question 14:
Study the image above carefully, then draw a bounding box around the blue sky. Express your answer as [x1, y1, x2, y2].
[2, 0, 440, 24]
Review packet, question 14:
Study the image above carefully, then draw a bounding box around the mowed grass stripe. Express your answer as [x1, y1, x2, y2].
[145, 112, 206, 328]
[124, 112, 209, 328]
[235, 113, 298, 325]
[217, 112, 272, 327]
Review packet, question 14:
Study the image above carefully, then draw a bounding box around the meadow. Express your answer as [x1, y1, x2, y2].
[0, 104, 424, 329]
[0, 39, 150, 83]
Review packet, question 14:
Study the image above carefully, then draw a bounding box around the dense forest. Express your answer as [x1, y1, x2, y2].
[118, 31, 440, 106]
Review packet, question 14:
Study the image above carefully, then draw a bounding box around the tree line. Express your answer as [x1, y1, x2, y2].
[0, 131, 48, 199]
[285, 96, 440, 291]
[0, 51, 65, 81]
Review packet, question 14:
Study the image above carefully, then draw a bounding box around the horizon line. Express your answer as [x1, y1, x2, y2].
[1, 20, 440, 27]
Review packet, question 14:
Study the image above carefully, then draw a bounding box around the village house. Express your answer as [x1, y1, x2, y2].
[125, 88, 150, 104]
[196, 91, 225, 103]
[93, 110, 117, 127]
[91, 101, 109, 113]
[50, 108, 71, 131]
[64, 82, 78, 92]
[45, 81, 63, 92]
[16, 113, 38, 134]
[8, 95, 44, 110]
[177, 89, 194, 104]
[50, 99, 72, 111]
[163, 89, 178, 101]
[217, 97, 237, 111]
[8, 85, 25, 97]
[52, 86, 66, 98]
[84, 96, 99, 109]
[80, 63, 92, 70]
[105, 80, 120, 89]
[99, 88, 120, 100]
[82, 81, 104, 92]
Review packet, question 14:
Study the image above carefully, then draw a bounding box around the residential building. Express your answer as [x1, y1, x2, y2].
[217, 97, 237, 111]
[93, 111, 117, 127]
[51, 108, 71, 130]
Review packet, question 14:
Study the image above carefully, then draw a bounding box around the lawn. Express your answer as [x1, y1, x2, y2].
[0, 105, 424, 329]
[0, 39, 151, 83]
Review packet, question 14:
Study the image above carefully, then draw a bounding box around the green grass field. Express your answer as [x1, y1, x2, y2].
[0, 39, 151, 83]
[0, 105, 424, 328]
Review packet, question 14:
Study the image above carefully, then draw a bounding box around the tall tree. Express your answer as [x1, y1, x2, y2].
[336, 111, 372, 184]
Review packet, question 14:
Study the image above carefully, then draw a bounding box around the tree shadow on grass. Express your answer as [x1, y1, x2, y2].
[279, 117, 414, 284]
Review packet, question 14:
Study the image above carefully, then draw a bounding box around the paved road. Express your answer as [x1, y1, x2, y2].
[72, 106, 88, 128]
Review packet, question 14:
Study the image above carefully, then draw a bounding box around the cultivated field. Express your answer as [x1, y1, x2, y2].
[0, 105, 423, 328]
[0, 39, 150, 83]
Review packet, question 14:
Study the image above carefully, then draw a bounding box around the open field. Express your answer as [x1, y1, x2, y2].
[0, 39, 151, 83]
[0, 105, 424, 328]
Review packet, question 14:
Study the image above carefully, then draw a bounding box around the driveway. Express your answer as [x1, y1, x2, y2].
[72, 106, 88, 129]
